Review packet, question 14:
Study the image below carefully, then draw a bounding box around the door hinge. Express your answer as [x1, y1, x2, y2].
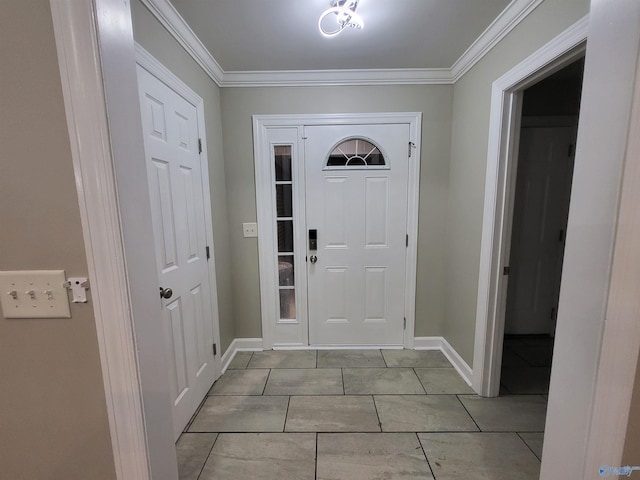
[212, 343, 217, 356]
[206, 246, 210, 260]
[568, 143, 575, 157]
[403, 317, 407, 330]
[406, 234, 409, 247]
[503, 266, 510, 275]
[408, 141, 415, 158]
[198, 138, 203, 154]
[550, 307, 557, 320]
[558, 229, 565, 243]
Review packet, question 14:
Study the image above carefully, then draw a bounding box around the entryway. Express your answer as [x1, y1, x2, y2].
[254, 114, 421, 349]
[501, 57, 585, 396]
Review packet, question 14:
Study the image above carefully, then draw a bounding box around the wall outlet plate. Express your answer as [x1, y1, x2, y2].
[243, 222, 258, 238]
[0, 270, 71, 318]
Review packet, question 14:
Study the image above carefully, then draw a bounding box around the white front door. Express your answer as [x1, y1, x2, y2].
[305, 124, 410, 345]
[137, 66, 217, 440]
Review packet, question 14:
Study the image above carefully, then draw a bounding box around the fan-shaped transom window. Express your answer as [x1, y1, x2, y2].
[325, 137, 387, 169]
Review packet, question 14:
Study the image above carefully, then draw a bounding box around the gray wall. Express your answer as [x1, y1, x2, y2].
[220, 86, 453, 340]
[445, 0, 590, 364]
[0, 2, 116, 478]
[131, 0, 235, 351]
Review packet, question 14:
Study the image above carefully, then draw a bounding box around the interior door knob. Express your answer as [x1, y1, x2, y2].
[309, 255, 318, 264]
[159, 287, 173, 299]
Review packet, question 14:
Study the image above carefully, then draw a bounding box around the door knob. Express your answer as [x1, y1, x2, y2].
[309, 255, 318, 264]
[159, 287, 173, 299]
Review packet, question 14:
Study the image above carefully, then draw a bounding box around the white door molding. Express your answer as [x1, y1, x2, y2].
[253, 113, 422, 350]
[49, 1, 152, 478]
[135, 43, 223, 383]
[472, 15, 588, 397]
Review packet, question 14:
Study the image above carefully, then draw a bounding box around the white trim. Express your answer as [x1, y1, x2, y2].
[414, 337, 473, 387]
[473, 16, 588, 397]
[134, 43, 223, 380]
[138, 0, 224, 85]
[50, 1, 150, 478]
[221, 338, 264, 373]
[220, 68, 452, 87]
[450, 0, 545, 82]
[253, 113, 421, 350]
[142, 0, 546, 87]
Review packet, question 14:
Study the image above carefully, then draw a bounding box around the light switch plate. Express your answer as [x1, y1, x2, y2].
[0, 270, 71, 318]
[243, 222, 258, 238]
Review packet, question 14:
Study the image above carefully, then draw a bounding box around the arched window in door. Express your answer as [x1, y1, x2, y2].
[325, 137, 387, 169]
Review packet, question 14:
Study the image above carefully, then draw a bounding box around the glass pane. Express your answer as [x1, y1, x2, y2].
[279, 289, 296, 319]
[277, 220, 294, 252]
[326, 138, 385, 168]
[276, 184, 293, 217]
[278, 256, 295, 286]
[275, 146, 292, 181]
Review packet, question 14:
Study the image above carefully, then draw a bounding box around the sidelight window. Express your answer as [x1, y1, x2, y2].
[273, 145, 296, 320]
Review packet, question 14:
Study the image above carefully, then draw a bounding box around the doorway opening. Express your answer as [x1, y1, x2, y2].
[500, 58, 585, 396]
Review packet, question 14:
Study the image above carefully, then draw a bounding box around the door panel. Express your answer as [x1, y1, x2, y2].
[506, 126, 576, 334]
[305, 124, 409, 345]
[137, 65, 216, 440]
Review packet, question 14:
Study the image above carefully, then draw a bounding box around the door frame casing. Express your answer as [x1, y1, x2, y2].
[135, 43, 223, 383]
[253, 113, 422, 350]
[472, 17, 588, 397]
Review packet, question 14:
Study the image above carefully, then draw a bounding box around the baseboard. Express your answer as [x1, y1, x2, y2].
[221, 338, 263, 373]
[414, 336, 474, 387]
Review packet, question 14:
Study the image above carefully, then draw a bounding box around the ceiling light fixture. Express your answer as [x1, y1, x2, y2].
[318, 0, 364, 38]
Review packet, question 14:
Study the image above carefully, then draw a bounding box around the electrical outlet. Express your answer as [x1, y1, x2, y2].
[243, 222, 258, 238]
[0, 270, 71, 318]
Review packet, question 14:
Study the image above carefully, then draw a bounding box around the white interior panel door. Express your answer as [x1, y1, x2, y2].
[505, 126, 576, 334]
[137, 66, 216, 440]
[305, 124, 409, 345]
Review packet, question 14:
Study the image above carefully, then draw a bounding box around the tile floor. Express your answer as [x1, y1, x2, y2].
[177, 349, 547, 480]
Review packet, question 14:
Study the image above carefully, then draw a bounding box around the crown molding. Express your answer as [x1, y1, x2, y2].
[450, 0, 545, 82]
[143, 0, 546, 87]
[220, 68, 452, 87]
[139, 0, 224, 85]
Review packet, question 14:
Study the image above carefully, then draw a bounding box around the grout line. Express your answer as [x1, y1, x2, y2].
[416, 432, 437, 479]
[455, 394, 482, 432]
[516, 431, 543, 461]
[413, 367, 428, 394]
[283, 395, 291, 432]
[184, 393, 210, 433]
[314, 432, 319, 480]
[381, 349, 389, 368]
[195, 433, 219, 480]
[341, 368, 345, 395]
[315, 349, 318, 368]
[371, 395, 383, 432]
[261, 369, 272, 395]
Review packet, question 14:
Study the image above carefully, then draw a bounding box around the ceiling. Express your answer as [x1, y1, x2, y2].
[168, 0, 513, 72]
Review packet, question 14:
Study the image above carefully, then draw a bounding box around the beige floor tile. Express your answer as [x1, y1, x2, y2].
[208, 369, 269, 395]
[375, 395, 478, 432]
[343, 368, 425, 394]
[264, 368, 343, 395]
[382, 349, 452, 368]
[226, 352, 253, 369]
[200, 433, 316, 480]
[317, 433, 433, 480]
[317, 349, 386, 368]
[176, 433, 217, 480]
[285, 395, 380, 432]
[248, 350, 317, 369]
[458, 395, 547, 432]
[189, 396, 289, 432]
[414, 368, 475, 394]
[419, 432, 540, 479]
